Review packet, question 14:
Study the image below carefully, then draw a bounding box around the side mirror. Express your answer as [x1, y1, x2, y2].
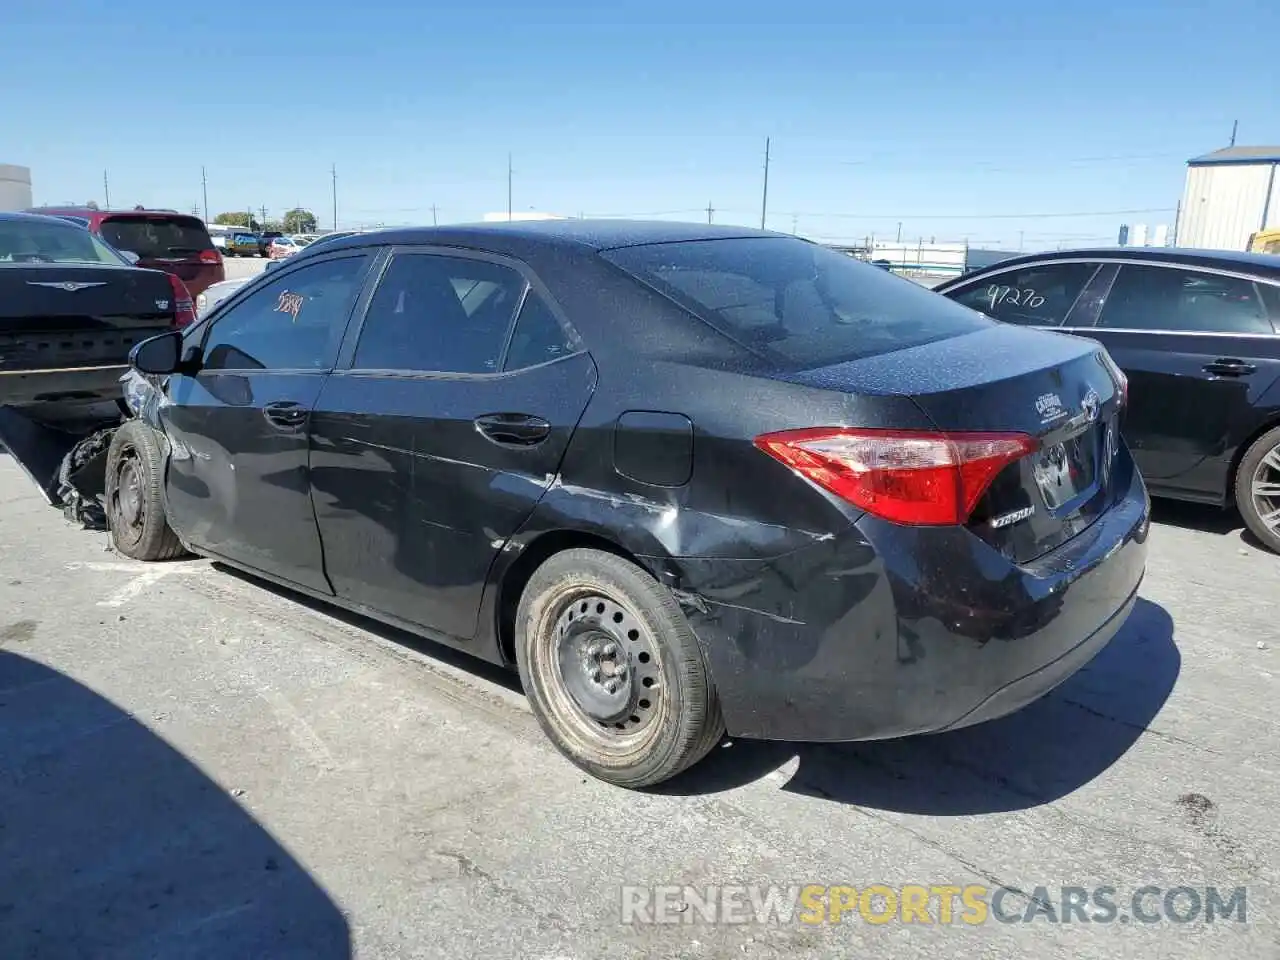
[130, 331, 184, 375]
[118, 250, 141, 265]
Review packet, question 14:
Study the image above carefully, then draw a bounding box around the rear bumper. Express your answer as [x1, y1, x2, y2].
[0, 365, 129, 406]
[666, 461, 1150, 742]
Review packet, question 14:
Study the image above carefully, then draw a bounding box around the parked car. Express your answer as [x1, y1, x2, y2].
[224, 232, 261, 257]
[935, 247, 1280, 551]
[195, 276, 254, 317]
[27, 207, 224, 299]
[268, 236, 308, 259]
[0, 212, 192, 499]
[257, 231, 284, 257]
[109, 221, 1147, 788]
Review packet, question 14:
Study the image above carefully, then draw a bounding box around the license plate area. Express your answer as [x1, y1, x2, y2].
[1033, 422, 1102, 514]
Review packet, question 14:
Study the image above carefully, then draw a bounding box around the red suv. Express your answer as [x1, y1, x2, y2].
[26, 207, 225, 298]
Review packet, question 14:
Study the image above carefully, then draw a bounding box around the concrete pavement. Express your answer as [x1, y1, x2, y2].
[0, 454, 1277, 958]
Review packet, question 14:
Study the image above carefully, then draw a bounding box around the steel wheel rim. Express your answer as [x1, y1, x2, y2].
[109, 446, 145, 544]
[1251, 442, 1280, 536]
[535, 586, 667, 753]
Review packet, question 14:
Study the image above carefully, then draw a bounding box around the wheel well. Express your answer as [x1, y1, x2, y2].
[1227, 417, 1280, 501]
[496, 530, 643, 667]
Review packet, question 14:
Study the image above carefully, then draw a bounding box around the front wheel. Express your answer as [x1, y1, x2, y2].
[105, 421, 188, 561]
[1235, 425, 1280, 554]
[515, 548, 724, 788]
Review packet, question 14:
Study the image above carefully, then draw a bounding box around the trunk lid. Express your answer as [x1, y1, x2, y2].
[0, 264, 175, 370]
[781, 324, 1124, 562]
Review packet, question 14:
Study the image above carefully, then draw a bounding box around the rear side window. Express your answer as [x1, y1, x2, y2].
[602, 237, 990, 369]
[946, 262, 1099, 327]
[354, 253, 525, 373]
[503, 292, 581, 370]
[1098, 265, 1273, 334]
[100, 216, 214, 258]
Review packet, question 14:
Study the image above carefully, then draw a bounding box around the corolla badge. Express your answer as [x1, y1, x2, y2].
[26, 280, 106, 292]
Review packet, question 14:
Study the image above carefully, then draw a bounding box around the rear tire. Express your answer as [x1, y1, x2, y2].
[515, 548, 724, 788]
[1235, 425, 1280, 554]
[105, 421, 188, 561]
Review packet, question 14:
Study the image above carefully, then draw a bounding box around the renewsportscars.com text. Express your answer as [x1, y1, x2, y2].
[620, 884, 1248, 926]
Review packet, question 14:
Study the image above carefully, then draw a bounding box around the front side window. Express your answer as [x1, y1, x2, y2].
[0, 217, 125, 265]
[353, 253, 525, 373]
[1098, 265, 1273, 334]
[947, 262, 1099, 327]
[603, 237, 991, 368]
[201, 255, 370, 371]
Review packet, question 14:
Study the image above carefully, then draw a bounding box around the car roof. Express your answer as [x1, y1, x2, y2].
[0, 210, 91, 226]
[314, 219, 786, 257]
[24, 206, 205, 223]
[940, 246, 1280, 286]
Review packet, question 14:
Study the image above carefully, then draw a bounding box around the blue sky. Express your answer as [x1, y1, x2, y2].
[4, 0, 1276, 249]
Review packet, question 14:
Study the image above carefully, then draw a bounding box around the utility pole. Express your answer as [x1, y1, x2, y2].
[431, 204, 438, 226]
[760, 137, 770, 230]
[261, 206, 268, 229]
[1230, 119, 1238, 147]
[896, 221, 902, 243]
[507, 153, 513, 222]
[706, 201, 715, 224]
[201, 166, 209, 223]
[331, 163, 338, 231]
[791, 213, 798, 234]
[1018, 230, 1025, 252]
[103, 170, 111, 209]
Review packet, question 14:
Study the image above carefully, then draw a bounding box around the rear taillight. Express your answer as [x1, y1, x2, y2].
[754, 427, 1039, 526]
[1099, 350, 1128, 408]
[198, 249, 221, 264]
[167, 274, 196, 329]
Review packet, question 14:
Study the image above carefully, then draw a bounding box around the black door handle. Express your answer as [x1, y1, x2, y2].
[263, 400, 309, 429]
[474, 413, 551, 446]
[1203, 358, 1257, 377]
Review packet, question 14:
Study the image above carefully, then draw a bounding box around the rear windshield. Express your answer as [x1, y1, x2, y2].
[602, 237, 992, 368]
[100, 215, 214, 258]
[0, 217, 125, 265]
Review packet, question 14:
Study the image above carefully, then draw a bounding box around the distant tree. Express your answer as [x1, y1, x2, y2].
[282, 208, 317, 233]
[85, 200, 100, 211]
[213, 212, 261, 231]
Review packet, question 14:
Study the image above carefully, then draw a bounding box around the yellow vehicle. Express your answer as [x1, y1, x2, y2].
[1248, 228, 1280, 254]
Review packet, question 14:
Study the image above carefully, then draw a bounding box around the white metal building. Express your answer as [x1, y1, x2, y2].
[0, 163, 33, 211]
[1175, 146, 1280, 250]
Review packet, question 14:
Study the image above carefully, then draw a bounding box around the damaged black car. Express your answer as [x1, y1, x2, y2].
[18, 221, 1150, 789]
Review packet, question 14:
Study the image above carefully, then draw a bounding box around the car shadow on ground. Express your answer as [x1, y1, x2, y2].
[1150, 499, 1271, 551]
[211, 563, 524, 695]
[660, 597, 1180, 815]
[0, 649, 351, 958]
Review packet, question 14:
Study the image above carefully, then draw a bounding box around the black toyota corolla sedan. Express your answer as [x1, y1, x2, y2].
[110, 221, 1149, 787]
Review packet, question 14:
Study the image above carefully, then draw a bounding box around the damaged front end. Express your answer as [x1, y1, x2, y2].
[0, 369, 161, 531]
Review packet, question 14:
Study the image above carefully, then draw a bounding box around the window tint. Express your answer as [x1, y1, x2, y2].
[1098, 265, 1273, 334]
[602, 237, 990, 368]
[503, 292, 580, 370]
[0, 217, 123, 264]
[948, 262, 1098, 326]
[99, 215, 214, 257]
[202, 255, 369, 371]
[354, 254, 525, 373]
[1259, 282, 1280, 327]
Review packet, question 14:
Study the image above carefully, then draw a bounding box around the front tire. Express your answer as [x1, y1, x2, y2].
[515, 548, 724, 788]
[105, 421, 188, 561]
[1235, 425, 1280, 554]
